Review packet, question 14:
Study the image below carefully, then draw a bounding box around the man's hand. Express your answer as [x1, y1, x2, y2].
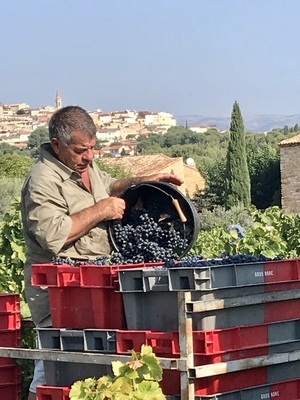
[97, 197, 126, 220]
[111, 173, 184, 197]
[145, 173, 183, 186]
[66, 197, 126, 244]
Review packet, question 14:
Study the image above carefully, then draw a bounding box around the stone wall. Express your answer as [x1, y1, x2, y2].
[280, 145, 300, 212]
[158, 161, 205, 198]
[184, 165, 205, 198]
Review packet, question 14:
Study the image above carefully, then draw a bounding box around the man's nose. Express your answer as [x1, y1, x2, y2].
[83, 148, 94, 161]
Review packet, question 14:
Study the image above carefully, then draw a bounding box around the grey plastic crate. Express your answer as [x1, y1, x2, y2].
[60, 329, 84, 351]
[122, 290, 269, 331]
[267, 339, 300, 355]
[118, 268, 169, 292]
[168, 263, 266, 290]
[44, 360, 112, 387]
[123, 286, 300, 331]
[268, 319, 300, 344]
[84, 329, 116, 352]
[267, 359, 300, 383]
[36, 328, 61, 350]
[119, 261, 300, 292]
[118, 263, 268, 293]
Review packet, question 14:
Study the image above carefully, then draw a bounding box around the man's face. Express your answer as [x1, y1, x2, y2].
[51, 131, 97, 174]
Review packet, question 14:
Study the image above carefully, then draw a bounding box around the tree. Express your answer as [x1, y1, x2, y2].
[0, 143, 21, 155]
[27, 127, 49, 158]
[194, 159, 226, 209]
[0, 153, 33, 178]
[248, 147, 280, 209]
[95, 159, 131, 179]
[225, 101, 251, 208]
[283, 125, 289, 135]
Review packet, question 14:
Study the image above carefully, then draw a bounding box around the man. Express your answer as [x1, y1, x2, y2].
[21, 105, 183, 399]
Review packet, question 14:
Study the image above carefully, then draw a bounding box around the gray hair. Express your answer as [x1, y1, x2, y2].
[48, 105, 97, 146]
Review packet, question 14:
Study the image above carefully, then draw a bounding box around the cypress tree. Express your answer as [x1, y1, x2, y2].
[225, 101, 251, 208]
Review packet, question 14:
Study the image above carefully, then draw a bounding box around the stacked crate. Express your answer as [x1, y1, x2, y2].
[0, 293, 22, 399]
[118, 257, 300, 398]
[33, 262, 168, 399]
[34, 258, 300, 399]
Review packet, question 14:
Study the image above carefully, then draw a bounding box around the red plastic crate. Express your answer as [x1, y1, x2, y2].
[116, 330, 273, 365]
[194, 323, 271, 354]
[265, 298, 300, 322]
[48, 287, 126, 329]
[163, 363, 300, 396]
[116, 330, 180, 355]
[194, 345, 269, 364]
[0, 312, 20, 330]
[0, 382, 21, 399]
[161, 369, 181, 395]
[36, 385, 70, 400]
[0, 294, 20, 313]
[116, 326, 269, 357]
[0, 329, 21, 347]
[259, 379, 300, 400]
[0, 364, 21, 384]
[31, 264, 80, 287]
[190, 378, 300, 400]
[32, 262, 164, 289]
[80, 263, 164, 288]
[80, 264, 145, 288]
[160, 367, 268, 396]
[263, 258, 300, 284]
[0, 357, 17, 366]
[195, 367, 267, 395]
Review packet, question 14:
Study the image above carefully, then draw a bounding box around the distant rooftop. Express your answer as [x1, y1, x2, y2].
[280, 133, 300, 146]
[101, 154, 181, 175]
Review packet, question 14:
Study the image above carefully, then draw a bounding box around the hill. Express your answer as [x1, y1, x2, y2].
[175, 114, 300, 132]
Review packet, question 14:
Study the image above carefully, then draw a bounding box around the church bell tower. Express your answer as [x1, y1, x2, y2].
[55, 90, 62, 109]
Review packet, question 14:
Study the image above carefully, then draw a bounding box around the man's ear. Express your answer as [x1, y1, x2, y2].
[51, 138, 60, 155]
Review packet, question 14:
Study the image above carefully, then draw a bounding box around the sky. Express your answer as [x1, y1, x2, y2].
[1, 0, 300, 118]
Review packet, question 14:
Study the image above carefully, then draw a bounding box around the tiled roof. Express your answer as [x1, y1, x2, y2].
[101, 154, 181, 176]
[280, 134, 300, 146]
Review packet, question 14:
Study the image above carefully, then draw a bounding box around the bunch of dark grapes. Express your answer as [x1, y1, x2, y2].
[52, 255, 110, 267]
[52, 252, 284, 268]
[163, 253, 284, 268]
[111, 213, 188, 264]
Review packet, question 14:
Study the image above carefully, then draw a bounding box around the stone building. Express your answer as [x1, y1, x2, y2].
[280, 133, 300, 212]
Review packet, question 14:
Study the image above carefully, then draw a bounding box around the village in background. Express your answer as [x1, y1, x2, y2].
[0, 91, 217, 157]
[0, 91, 207, 198]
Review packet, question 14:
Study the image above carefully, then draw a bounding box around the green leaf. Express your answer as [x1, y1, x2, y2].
[112, 360, 125, 377]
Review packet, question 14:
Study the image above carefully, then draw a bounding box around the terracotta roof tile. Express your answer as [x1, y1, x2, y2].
[280, 133, 300, 146]
[101, 154, 181, 176]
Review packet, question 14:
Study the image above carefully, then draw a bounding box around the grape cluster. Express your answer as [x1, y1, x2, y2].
[52, 256, 110, 267]
[111, 213, 188, 264]
[164, 253, 283, 268]
[52, 252, 284, 268]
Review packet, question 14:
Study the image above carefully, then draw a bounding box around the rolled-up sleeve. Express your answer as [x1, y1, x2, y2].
[24, 178, 72, 255]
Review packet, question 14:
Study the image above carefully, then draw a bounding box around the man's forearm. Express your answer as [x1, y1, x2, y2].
[65, 197, 126, 245]
[65, 203, 104, 244]
[110, 177, 146, 197]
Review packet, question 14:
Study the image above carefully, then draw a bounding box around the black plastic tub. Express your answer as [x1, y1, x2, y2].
[108, 181, 200, 259]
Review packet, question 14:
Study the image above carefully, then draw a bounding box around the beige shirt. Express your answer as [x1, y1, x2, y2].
[20, 143, 117, 326]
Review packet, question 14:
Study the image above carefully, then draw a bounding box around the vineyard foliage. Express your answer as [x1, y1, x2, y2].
[193, 206, 299, 259]
[69, 345, 166, 400]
